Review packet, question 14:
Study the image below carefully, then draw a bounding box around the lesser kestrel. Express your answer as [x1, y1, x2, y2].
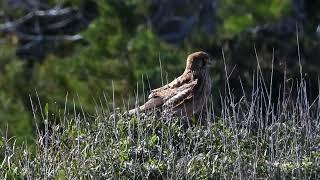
[129, 51, 212, 117]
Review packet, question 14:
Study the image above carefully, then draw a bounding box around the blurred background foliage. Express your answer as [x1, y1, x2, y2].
[0, 0, 319, 143]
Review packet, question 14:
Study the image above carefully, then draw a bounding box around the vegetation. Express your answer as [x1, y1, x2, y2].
[1, 0, 320, 178]
[1, 68, 319, 178]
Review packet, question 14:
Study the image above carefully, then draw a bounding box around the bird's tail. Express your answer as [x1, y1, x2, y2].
[127, 97, 164, 115]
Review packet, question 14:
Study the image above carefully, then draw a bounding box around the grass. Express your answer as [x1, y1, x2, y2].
[1, 61, 320, 179]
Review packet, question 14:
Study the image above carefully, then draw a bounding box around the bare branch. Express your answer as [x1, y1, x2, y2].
[0, 1, 98, 60]
[0, 7, 80, 33]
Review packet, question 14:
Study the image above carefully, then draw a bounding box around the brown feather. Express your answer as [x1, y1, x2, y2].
[128, 51, 212, 117]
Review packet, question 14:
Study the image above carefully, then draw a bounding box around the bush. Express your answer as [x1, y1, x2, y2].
[1, 66, 319, 179]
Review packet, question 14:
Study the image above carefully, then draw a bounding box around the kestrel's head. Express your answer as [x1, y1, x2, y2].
[185, 51, 212, 73]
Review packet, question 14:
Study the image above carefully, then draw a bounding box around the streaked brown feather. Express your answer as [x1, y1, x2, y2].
[149, 72, 193, 99]
[164, 79, 198, 108]
[128, 51, 211, 117]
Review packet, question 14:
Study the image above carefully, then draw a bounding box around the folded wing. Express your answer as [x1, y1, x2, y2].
[148, 72, 193, 99]
[130, 72, 197, 114]
[163, 79, 198, 108]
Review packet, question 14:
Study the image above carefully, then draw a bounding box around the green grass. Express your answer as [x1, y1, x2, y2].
[1, 67, 320, 179]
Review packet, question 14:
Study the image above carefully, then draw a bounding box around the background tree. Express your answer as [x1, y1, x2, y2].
[0, 0, 320, 143]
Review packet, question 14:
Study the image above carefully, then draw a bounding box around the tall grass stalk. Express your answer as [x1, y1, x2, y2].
[1, 58, 320, 179]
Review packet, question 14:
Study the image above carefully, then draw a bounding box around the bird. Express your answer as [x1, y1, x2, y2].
[128, 51, 212, 117]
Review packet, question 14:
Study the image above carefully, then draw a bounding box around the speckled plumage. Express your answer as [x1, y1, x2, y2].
[129, 51, 212, 117]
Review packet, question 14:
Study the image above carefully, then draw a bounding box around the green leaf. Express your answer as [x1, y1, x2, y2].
[148, 134, 159, 147]
[45, 103, 49, 116]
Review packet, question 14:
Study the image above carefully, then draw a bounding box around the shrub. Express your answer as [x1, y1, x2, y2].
[1, 66, 319, 179]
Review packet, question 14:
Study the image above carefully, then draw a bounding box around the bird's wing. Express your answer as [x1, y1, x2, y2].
[148, 72, 193, 99]
[142, 97, 164, 110]
[163, 79, 198, 108]
[128, 96, 164, 114]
